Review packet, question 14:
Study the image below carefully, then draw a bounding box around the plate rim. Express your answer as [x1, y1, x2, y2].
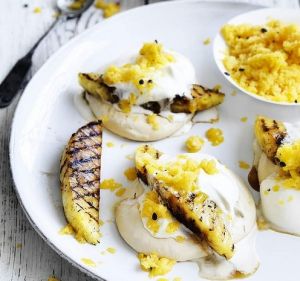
[9, 1, 264, 280]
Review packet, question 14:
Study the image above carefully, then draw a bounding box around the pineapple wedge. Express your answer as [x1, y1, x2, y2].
[254, 115, 287, 164]
[135, 145, 234, 259]
[170, 84, 224, 113]
[60, 121, 102, 244]
[79, 72, 224, 114]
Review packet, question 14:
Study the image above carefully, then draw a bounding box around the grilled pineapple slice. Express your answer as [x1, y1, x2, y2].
[78, 73, 119, 103]
[79, 72, 224, 114]
[254, 115, 287, 164]
[170, 84, 224, 113]
[60, 121, 102, 244]
[135, 145, 234, 259]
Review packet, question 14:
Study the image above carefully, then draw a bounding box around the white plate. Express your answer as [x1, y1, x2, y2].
[213, 8, 300, 106]
[9, 1, 300, 281]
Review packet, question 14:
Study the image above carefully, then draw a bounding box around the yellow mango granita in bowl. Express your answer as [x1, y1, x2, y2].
[221, 20, 300, 104]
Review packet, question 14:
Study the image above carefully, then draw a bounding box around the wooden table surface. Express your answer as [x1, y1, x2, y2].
[0, 0, 299, 280]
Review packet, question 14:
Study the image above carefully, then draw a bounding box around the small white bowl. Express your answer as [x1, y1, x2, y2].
[213, 8, 300, 106]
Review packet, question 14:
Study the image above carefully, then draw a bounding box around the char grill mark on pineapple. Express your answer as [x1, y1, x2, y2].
[79, 72, 224, 114]
[78, 73, 119, 103]
[60, 121, 102, 244]
[170, 84, 224, 113]
[154, 183, 234, 259]
[255, 116, 287, 164]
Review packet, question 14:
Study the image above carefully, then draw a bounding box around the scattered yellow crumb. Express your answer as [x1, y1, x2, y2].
[238, 160, 250, 170]
[272, 185, 280, 192]
[203, 38, 211, 45]
[33, 7, 42, 13]
[48, 277, 60, 281]
[166, 221, 180, 234]
[106, 247, 116, 254]
[16, 243, 22, 249]
[173, 278, 182, 281]
[221, 20, 300, 103]
[157, 278, 168, 281]
[52, 11, 61, 18]
[124, 167, 137, 181]
[263, 190, 269, 196]
[68, 0, 85, 10]
[99, 219, 104, 226]
[231, 90, 237, 96]
[276, 140, 300, 190]
[59, 224, 87, 243]
[115, 187, 126, 197]
[205, 128, 224, 146]
[118, 99, 131, 113]
[100, 115, 109, 123]
[141, 191, 172, 234]
[95, 0, 120, 18]
[106, 141, 114, 147]
[240, 117, 248, 122]
[59, 224, 74, 236]
[277, 199, 285, 206]
[288, 195, 294, 202]
[185, 136, 204, 153]
[147, 114, 160, 130]
[100, 178, 122, 191]
[200, 159, 219, 174]
[257, 217, 269, 230]
[81, 258, 96, 267]
[175, 236, 185, 243]
[138, 253, 176, 277]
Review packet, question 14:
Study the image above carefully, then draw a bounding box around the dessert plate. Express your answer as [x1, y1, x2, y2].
[9, 1, 300, 280]
[213, 8, 300, 106]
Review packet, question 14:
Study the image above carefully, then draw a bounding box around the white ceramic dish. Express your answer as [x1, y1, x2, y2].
[9, 1, 300, 281]
[213, 8, 300, 106]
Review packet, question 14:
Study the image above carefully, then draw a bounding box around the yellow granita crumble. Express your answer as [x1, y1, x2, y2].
[103, 42, 174, 92]
[203, 38, 211, 45]
[185, 136, 204, 153]
[140, 191, 171, 234]
[106, 141, 114, 147]
[118, 93, 137, 113]
[166, 221, 180, 234]
[200, 159, 219, 175]
[95, 0, 120, 18]
[221, 20, 300, 103]
[81, 258, 96, 267]
[239, 160, 250, 170]
[146, 114, 160, 130]
[68, 0, 85, 10]
[138, 253, 175, 277]
[137, 149, 218, 193]
[115, 188, 126, 197]
[124, 167, 137, 181]
[205, 128, 224, 146]
[276, 140, 300, 190]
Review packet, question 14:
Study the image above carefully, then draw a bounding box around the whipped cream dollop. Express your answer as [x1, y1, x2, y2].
[260, 173, 300, 235]
[105, 50, 196, 105]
